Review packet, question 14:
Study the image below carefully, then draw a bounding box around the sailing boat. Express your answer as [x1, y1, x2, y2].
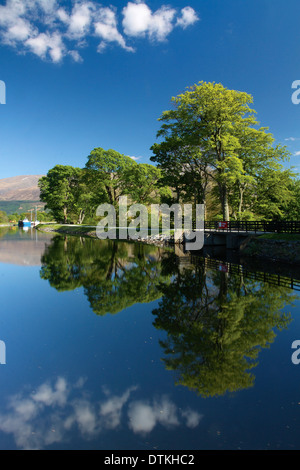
[18, 207, 39, 228]
[18, 217, 31, 228]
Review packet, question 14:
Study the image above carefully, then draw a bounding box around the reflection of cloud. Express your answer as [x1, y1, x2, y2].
[32, 377, 69, 407]
[0, 377, 71, 449]
[0, 377, 202, 449]
[128, 395, 202, 435]
[100, 386, 138, 429]
[181, 408, 203, 429]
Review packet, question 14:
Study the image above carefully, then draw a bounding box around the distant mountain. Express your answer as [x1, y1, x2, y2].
[0, 175, 44, 201]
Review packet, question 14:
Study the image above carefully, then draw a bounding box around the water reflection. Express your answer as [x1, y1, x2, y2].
[153, 253, 296, 397]
[0, 376, 202, 450]
[0, 227, 53, 266]
[39, 236, 298, 400]
[40, 236, 170, 315]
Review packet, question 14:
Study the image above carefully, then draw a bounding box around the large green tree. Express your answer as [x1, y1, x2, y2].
[151, 81, 291, 221]
[85, 147, 137, 206]
[39, 165, 83, 223]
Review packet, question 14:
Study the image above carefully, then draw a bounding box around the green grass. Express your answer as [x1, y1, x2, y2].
[257, 233, 300, 241]
[37, 224, 175, 238]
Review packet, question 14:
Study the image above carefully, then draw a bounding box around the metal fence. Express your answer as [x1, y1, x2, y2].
[200, 220, 300, 233]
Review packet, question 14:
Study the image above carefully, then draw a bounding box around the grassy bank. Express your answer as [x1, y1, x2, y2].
[256, 233, 300, 241]
[37, 224, 98, 237]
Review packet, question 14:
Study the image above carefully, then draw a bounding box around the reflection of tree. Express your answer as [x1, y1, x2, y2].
[40, 236, 170, 315]
[152, 259, 295, 398]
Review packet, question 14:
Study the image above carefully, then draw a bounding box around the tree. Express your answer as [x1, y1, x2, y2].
[152, 81, 290, 221]
[151, 137, 210, 207]
[85, 147, 137, 206]
[0, 210, 8, 224]
[280, 177, 300, 220]
[120, 162, 169, 205]
[39, 165, 82, 223]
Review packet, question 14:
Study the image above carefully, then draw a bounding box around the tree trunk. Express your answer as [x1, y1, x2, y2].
[63, 206, 68, 224]
[238, 186, 245, 215]
[219, 184, 230, 221]
[78, 210, 85, 225]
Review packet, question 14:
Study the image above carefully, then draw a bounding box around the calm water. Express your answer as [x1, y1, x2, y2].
[0, 226, 300, 450]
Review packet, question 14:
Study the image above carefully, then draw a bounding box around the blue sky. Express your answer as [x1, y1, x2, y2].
[0, 0, 300, 179]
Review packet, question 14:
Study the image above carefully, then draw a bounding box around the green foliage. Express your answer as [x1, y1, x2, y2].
[151, 81, 295, 221]
[85, 147, 137, 206]
[281, 177, 300, 220]
[120, 163, 165, 205]
[0, 210, 8, 224]
[39, 165, 84, 224]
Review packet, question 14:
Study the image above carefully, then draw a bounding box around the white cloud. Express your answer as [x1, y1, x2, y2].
[25, 31, 65, 63]
[122, 2, 197, 42]
[66, 1, 94, 40]
[294, 151, 300, 156]
[94, 6, 134, 52]
[4, 19, 34, 42]
[0, 1, 199, 62]
[122, 2, 152, 37]
[69, 49, 83, 63]
[149, 6, 176, 41]
[176, 6, 199, 29]
[129, 155, 141, 161]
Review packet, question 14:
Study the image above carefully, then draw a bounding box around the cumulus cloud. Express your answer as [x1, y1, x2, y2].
[176, 6, 199, 29]
[65, 1, 94, 40]
[94, 6, 134, 53]
[122, 2, 198, 42]
[0, 377, 203, 449]
[122, 2, 177, 41]
[25, 31, 66, 63]
[0, 0, 199, 62]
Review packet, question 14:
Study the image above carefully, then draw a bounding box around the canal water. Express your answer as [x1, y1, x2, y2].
[0, 226, 299, 450]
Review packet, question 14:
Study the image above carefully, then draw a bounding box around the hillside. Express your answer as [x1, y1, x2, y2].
[0, 175, 44, 201]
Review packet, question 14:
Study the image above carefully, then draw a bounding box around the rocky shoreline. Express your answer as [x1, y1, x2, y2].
[37, 224, 175, 247]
